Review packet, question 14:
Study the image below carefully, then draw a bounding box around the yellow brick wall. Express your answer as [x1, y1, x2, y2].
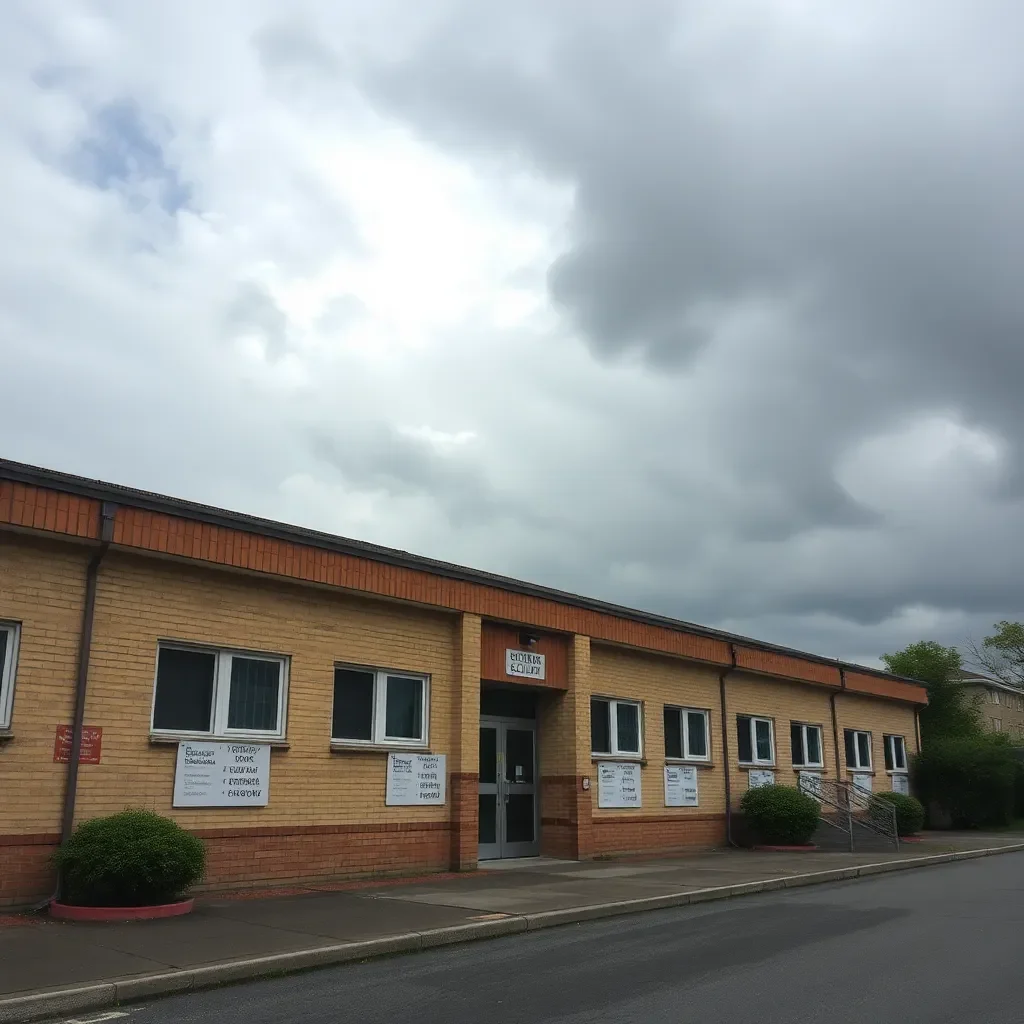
[963, 683, 1024, 740]
[11, 548, 462, 832]
[588, 644, 725, 816]
[0, 534, 90, 834]
[724, 672, 838, 809]
[835, 692, 917, 794]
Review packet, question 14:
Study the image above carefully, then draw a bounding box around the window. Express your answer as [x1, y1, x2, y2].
[884, 734, 907, 772]
[992, 690, 1001, 705]
[737, 715, 774, 765]
[332, 666, 428, 746]
[844, 729, 872, 770]
[591, 697, 642, 757]
[0, 622, 21, 730]
[152, 643, 287, 738]
[991, 718, 1003, 732]
[663, 706, 709, 761]
[790, 722, 824, 768]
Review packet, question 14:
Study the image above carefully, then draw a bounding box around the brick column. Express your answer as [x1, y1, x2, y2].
[449, 613, 481, 870]
[569, 634, 594, 859]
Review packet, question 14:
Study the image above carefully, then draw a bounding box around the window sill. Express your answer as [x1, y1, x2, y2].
[846, 768, 875, 775]
[738, 762, 776, 769]
[330, 742, 431, 755]
[791, 766, 825, 772]
[0, 729, 13, 742]
[886, 770, 909, 776]
[665, 758, 715, 769]
[591, 755, 647, 766]
[149, 733, 290, 749]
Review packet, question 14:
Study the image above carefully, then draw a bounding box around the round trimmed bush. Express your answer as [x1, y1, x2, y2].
[871, 792, 925, 836]
[740, 784, 819, 846]
[54, 809, 205, 907]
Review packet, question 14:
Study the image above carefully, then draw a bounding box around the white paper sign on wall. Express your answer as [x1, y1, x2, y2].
[664, 765, 698, 807]
[173, 741, 271, 808]
[747, 769, 776, 790]
[505, 649, 546, 680]
[891, 773, 910, 796]
[597, 761, 642, 808]
[385, 752, 447, 806]
[798, 771, 823, 802]
[852, 772, 873, 796]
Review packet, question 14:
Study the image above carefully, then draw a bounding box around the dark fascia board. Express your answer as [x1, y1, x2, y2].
[0, 457, 922, 688]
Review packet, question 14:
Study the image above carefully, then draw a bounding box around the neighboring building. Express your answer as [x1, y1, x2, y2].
[0, 460, 927, 907]
[955, 671, 1024, 740]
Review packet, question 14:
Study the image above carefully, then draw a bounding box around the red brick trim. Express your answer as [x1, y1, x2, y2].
[0, 833, 60, 847]
[191, 821, 449, 839]
[592, 814, 724, 826]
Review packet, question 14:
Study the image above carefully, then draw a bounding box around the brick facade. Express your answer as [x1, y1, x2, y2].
[0, 464, 928, 907]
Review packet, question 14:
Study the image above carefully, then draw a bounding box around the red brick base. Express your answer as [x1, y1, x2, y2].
[590, 815, 726, 857]
[0, 834, 59, 909]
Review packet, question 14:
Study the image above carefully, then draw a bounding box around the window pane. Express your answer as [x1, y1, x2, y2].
[755, 719, 773, 761]
[479, 726, 497, 785]
[857, 732, 871, 768]
[616, 702, 640, 754]
[664, 708, 683, 759]
[332, 669, 374, 740]
[687, 712, 708, 759]
[227, 657, 281, 732]
[737, 716, 753, 763]
[153, 648, 215, 732]
[844, 729, 856, 768]
[894, 736, 906, 770]
[385, 676, 423, 739]
[790, 723, 804, 766]
[0, 629, 8, 677]
[806, 727, 821, 766]
[591, 698, 611, 753]
[884, 737, 894, 771]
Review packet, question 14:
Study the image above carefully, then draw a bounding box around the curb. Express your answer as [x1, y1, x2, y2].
[3, 842, 1022, 1024]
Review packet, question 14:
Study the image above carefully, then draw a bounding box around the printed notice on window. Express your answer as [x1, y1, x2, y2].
[891, 774, 910, 796]
[747, 769, 775, 790]
[664, 765, 698, 807]
[173, 741, 271, 808]
[597, 762, 642, 808]
[386, 753, 447, 806]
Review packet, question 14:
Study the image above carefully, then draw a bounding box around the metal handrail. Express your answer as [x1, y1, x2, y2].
[798, 775, 899, 852]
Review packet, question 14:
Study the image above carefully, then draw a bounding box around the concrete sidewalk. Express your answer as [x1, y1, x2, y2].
[2, 833, 1023, 1023]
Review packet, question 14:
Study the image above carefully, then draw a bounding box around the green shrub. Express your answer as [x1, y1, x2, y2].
[740, 784, 819, 846]
[871, 792, 925, 836]
[912, 737, 1016, 829]
[54, 809, 205, 907]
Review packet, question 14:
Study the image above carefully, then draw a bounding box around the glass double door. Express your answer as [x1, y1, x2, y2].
[478, 717, 539, 860]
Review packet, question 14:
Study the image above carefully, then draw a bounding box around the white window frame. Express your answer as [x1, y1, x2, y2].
[591, 696, 644, 758]
[0, 621, 21, 730]
[884, 734, 908, 773]
[664, 705, 711, 762]
[150, 641, 289, 741]
[845, 728, 873, 770]
[992, 689, 1001, 705]
[790, 721, 824, 769]
[738, 715, 775, 766]
[331, 664, 430, 748]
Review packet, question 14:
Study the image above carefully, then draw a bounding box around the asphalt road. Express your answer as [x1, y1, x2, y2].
[109, 852, 1024, 1024]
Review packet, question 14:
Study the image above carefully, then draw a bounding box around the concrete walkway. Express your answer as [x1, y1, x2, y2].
[1, 832, 1022, 1022]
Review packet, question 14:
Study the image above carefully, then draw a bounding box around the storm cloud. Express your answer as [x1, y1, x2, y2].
[2, 0, 1023, 666]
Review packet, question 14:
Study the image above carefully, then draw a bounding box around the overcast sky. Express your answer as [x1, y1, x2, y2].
[2, 1, 1023, 668]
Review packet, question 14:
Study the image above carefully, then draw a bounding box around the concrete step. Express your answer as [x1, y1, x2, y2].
[812, 817, 898, 853]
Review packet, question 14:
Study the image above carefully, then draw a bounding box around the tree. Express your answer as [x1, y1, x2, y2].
[967, 621, 1024, 688]
[881, 641, 981, 742]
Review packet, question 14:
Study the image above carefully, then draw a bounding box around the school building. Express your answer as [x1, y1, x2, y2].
[0, 459, 927, 907]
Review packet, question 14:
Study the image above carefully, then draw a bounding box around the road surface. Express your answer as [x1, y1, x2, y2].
[98, 851, 1024, 1024]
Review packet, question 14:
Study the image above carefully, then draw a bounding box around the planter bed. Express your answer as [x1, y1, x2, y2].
[50, 898, 194, 922]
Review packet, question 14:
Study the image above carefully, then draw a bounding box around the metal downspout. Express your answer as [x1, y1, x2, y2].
[60, 502, 117, 845]
[719, 644, 739, 847]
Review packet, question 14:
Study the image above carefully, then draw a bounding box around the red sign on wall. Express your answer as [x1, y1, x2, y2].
[53, 726, 103, 764]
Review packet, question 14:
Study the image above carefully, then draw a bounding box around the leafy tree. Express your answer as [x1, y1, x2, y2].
[881, 641, 981, 742]
[967, 621, 1024, 688]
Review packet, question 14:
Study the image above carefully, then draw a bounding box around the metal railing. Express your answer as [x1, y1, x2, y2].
[798, 774, 899, 852]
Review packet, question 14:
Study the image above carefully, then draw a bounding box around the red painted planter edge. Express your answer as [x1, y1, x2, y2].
[752, 844, 818, 852]
[49, 898, 194, 921]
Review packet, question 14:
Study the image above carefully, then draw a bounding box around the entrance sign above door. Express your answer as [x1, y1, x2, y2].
[386, 752, 446, 805]
[597, 761, 642, 808]
[664, 765, 698, 806]
[505, 649, 546, 680]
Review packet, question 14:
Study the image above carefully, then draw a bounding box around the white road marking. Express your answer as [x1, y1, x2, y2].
[59, 1012, 131, 1023]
